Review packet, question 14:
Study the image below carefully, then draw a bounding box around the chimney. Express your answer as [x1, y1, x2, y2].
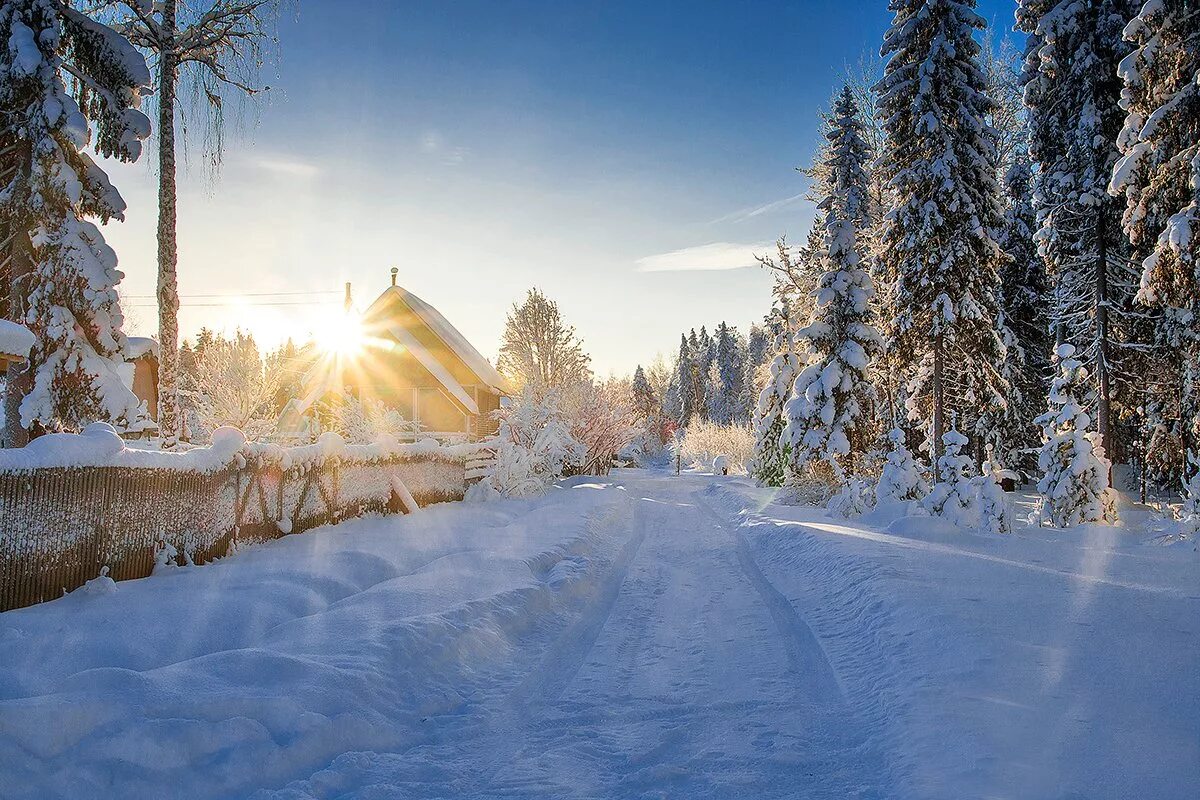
[390, 267, 398, 287]
[344, 282, 352, 312]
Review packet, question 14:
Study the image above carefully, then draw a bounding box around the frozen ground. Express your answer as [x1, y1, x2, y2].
[0, 471, 1196, 799]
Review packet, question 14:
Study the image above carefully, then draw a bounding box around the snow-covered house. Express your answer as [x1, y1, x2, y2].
[280, 273, 508, 441]
[0, 320, 34, 368]
[351, 274, 508, 439]
[124, 337, 159, 422]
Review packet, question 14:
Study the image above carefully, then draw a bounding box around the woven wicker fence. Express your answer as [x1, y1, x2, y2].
[0, 433, 481, 613]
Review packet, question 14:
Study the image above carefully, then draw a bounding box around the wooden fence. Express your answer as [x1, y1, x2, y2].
[0, 443, 481, 613]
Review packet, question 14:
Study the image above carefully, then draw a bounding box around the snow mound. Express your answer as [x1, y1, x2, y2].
[0, 319, 34, 358]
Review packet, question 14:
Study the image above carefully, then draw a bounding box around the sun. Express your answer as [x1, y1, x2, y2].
[317, 312, 365, 357]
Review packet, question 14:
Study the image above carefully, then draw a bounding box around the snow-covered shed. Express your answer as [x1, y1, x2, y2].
[0, 320, 34, 367]
[348, 274, 508, 439]
[125, 336, 159, 422]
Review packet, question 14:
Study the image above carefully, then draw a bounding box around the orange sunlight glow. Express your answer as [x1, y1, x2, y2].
[316, 311, 366, 357]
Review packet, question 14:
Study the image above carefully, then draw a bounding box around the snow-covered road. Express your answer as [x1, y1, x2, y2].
[2, 470, 1196, 799]
[268, 473, 889, 799]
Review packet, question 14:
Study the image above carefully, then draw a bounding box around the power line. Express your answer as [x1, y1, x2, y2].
[119, 290, 340, 299]
[122, 300, 340, 308]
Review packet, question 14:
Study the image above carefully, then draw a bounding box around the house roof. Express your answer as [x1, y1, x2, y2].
[365, 285, 510, 395]
[384, 322, 478, 414]
[285, 283, 508, 421]
[125, 336, 159, 361]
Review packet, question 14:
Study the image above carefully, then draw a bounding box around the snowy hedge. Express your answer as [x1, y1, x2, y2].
[0, 426, 482, 611]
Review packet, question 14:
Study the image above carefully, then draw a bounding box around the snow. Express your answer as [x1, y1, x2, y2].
[371, 285, 509, 394]
[1, 471, 1195, 799]
[706, 476, 1199, 800]
[0, 425, 476, 473]
[0, 319, 33, 359]
[6, 19, 40, 76]
[124, 335, 158, 360]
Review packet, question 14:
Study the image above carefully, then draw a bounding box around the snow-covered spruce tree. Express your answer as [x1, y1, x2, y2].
[708, 322, 747, 425]
[0, 0, 152, 439]
[630, 364, 663, 453]
[991, 153, 1051, 470]
[1018, 0, 1142, 457]
[1109, 0, 1200, 495]
[742, 322, 770, 423]
[785, 86, 882, 484]
[876, 0, 1010, 457]
[692, 326, 713, 421]
[667, 334, 694, 427]
[631, 365, 657, 426]
[920, 425, 977, 526]
[750, 308, 801, 487]
[876, 427, 928, 503]
[1035, 344, 1119, 527]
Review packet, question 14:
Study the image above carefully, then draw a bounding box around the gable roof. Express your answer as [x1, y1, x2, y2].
[384, 321, 478, 414]
[365, 285, 509, 394]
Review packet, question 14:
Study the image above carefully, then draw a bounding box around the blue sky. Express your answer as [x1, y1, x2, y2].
[100, 0, 1023, 375]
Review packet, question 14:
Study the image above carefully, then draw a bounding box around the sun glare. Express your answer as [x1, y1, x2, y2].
[317, 313, 365, 357]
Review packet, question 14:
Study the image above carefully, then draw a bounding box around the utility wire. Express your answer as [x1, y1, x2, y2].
[119, 290, 340, 299]
[122, 300, 340, 308]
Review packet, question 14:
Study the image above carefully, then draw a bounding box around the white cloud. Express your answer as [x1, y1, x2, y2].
[707, 192, 808, 225]
[636, 241, 773, 272]
[250, 157, 320, 178]
[420, 130, 469, 166]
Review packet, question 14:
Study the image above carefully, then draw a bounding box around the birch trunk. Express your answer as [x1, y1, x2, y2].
[155, 0, 181, 449]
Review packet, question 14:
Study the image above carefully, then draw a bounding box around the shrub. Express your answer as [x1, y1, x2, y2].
[678, 421, 755, 474]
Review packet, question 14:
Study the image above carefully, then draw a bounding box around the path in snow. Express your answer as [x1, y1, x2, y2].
[262, 473, 888, 799]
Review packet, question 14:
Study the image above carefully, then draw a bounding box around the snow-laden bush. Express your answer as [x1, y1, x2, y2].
[1034, 345, 1118, 527]
[975, 448, 1012, 535]
[322, 393, 415, 445]
[1178, 472, 1200, 539]
[562, 379, 639, 476]
[185, 332, 281, 443]
[876, 428, 928, 504]
[827, 476, 873, 518]
[489, 389, 583, 497]
[678, 420, 754, 474]
[920, 427, 977, 527]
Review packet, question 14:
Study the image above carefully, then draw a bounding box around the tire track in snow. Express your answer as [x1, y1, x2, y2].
[695, 490, 847, 704]
[503, 501, 648, 711]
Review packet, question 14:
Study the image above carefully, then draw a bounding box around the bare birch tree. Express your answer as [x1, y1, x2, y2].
[116, 0, 277, 448]
[497, 288, 592, 393]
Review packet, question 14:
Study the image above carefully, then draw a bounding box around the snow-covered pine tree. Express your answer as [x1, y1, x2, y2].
[876, 0, 1010, 458]
[785, 86, 882, 483]
[708, 322, 747, 425]
[751, 308, 801, 487]
[1035, 344, 1119, 527]
[991, 153, 1051, 470]
[0, 0, 151, 438]
[631, 365, 656, 425]
[1018, 0, 1142, 458]
[669, 334, 694, 427]
[743, 322, 770, 420]
[920, 424, 977, 526]
[693, 326, 713, 421]
[1109, 0, 1200, 496]
[876, 427, 928, 503]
